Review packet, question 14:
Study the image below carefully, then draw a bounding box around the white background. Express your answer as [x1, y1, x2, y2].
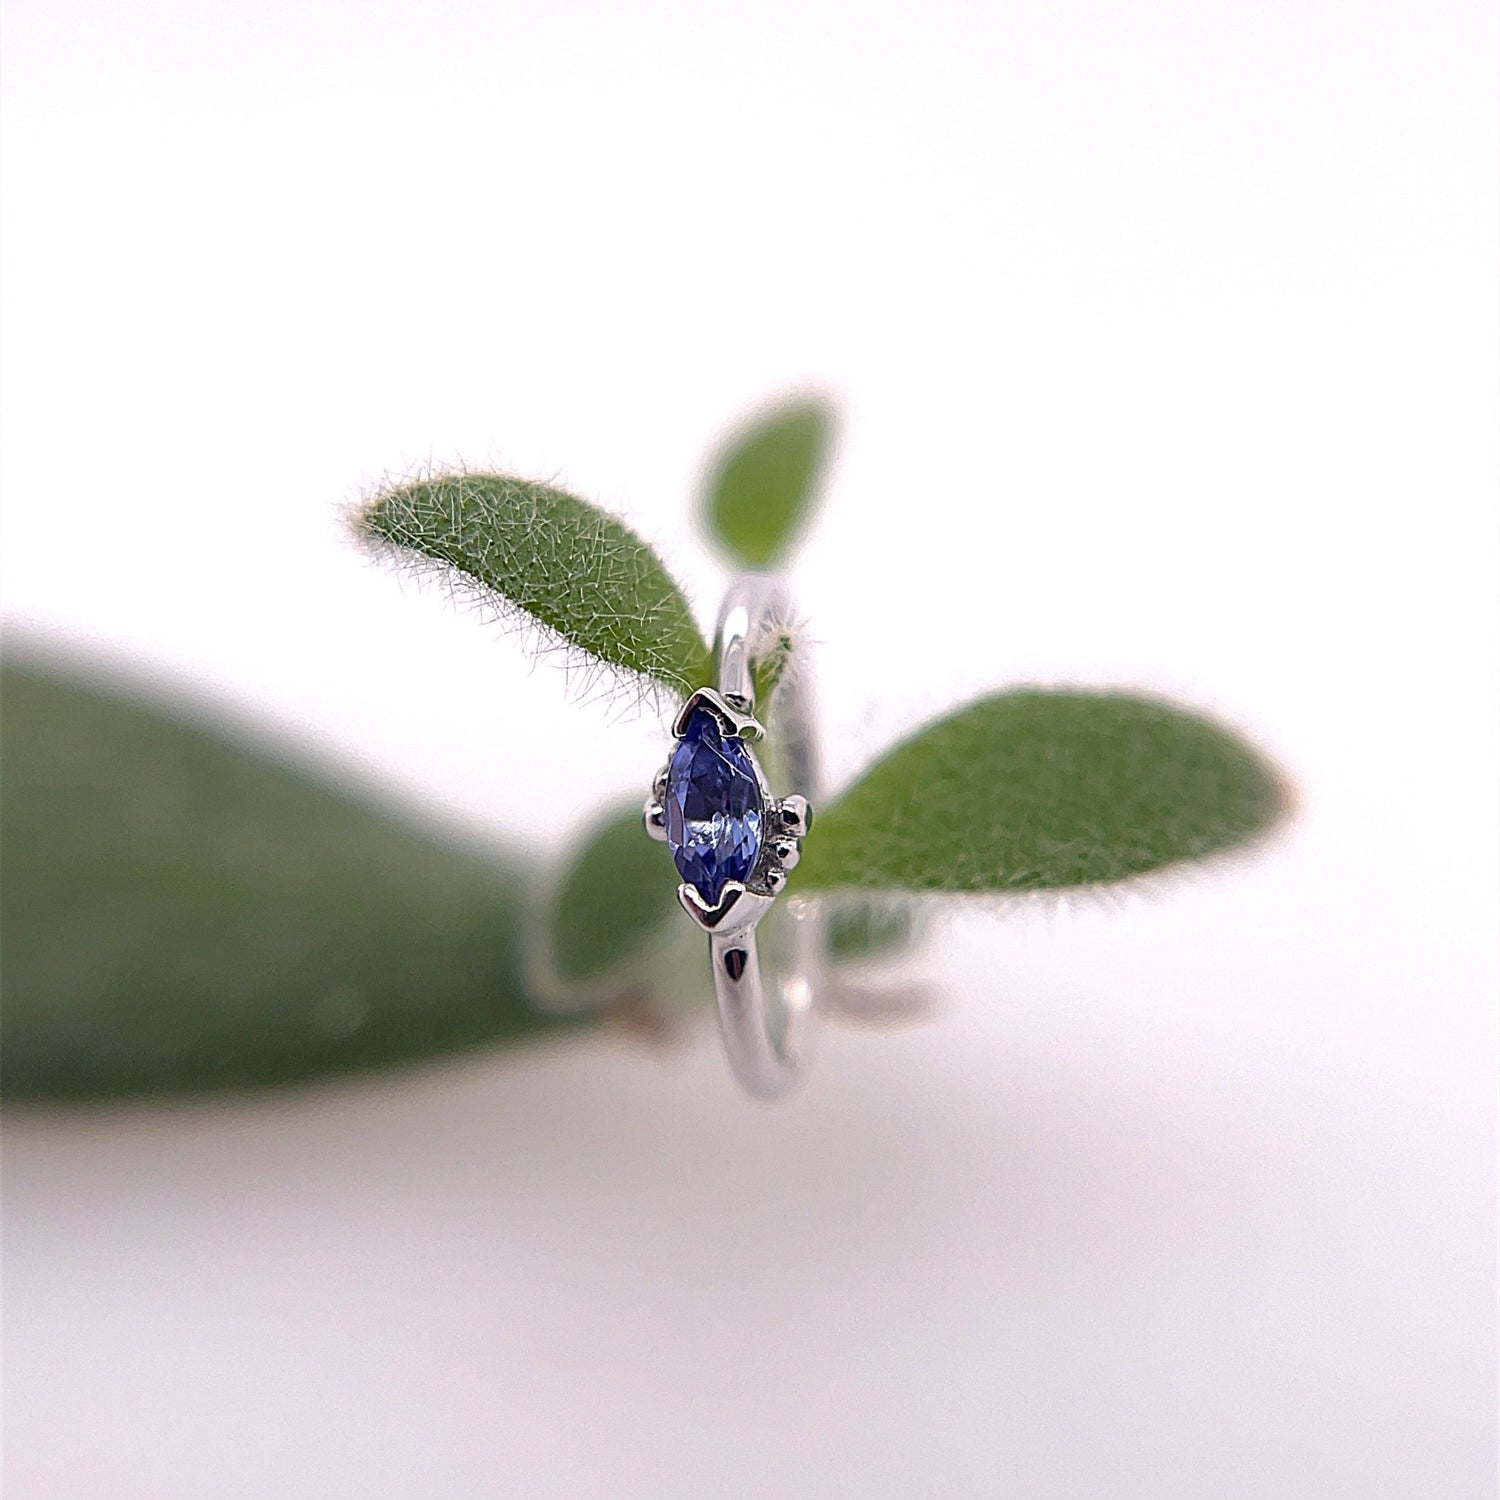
[3, 0, 1496, 1495]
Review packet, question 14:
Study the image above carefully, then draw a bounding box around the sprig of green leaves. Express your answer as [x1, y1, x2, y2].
[4, 393, 1292, 1100]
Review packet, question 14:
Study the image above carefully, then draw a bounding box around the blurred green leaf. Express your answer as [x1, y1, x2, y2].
[357, 473, 711, 698]
[796, 690, 1290, 894]
[546, 801, 676, 984]
[1, 660, 586, 1102]
[700, 395, 836, 568]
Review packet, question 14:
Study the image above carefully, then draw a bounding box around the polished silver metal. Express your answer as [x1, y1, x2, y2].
[642, 799, 669, 841]
[771, 837, 800, 870]
[676, 878, 775, 934]
[776, 795, 813, 839]
[671, 686, 766, 742]
[651, 573, 822, 1099]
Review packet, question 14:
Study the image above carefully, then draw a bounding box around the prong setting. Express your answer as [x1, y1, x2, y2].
[744, 797, 809, 895]
[677, 880, 774, 937]
[643, 797, 669, 841]
[776, 795, 812, 839]
[655, 692, 810, 916]
[672, 686, 766, 742]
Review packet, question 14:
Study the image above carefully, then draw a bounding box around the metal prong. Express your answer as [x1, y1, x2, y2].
[676, 880, 774, 937]
[643, 799, 669, 841]
[771, 837, 800, 871]
[672, 687, 766, 742]
[777, 795, 812, 839]
[652, 765, 669, 799]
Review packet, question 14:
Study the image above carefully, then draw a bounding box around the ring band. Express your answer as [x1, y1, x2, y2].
[644, 574, 821, 1098]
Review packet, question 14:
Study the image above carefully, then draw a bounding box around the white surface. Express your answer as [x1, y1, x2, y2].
[2, 0, 1496, 1495]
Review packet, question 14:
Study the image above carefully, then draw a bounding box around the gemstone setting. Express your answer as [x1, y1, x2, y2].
[665, 707, 764, 905]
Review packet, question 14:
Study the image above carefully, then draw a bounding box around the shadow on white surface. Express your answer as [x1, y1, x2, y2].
[5, 882, 1492, 1499]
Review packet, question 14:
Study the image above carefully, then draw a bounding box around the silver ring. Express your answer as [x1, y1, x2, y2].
[643, 574, 821, 1098]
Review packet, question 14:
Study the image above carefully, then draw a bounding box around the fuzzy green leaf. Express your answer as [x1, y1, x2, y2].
[0, 660, 585, 1102]
[546, 801, 677, 984]
[796, 690, 1290, 894]
[357, 473, 711, 697]
[700, 395, 836, 567]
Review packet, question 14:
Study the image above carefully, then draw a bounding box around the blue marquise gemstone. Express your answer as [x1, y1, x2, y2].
[666, 707, 764, 905]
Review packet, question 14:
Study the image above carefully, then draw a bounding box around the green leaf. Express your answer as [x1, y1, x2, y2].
[700, 394, 836, 567]
[356, 472, 711, 698]
[796, 690, 1290, 894]
[1, 659, 585, 1102]
[545, 801, 677, 985]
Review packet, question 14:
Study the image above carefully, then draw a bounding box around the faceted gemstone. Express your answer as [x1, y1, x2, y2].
[665, 707, 764, 905]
